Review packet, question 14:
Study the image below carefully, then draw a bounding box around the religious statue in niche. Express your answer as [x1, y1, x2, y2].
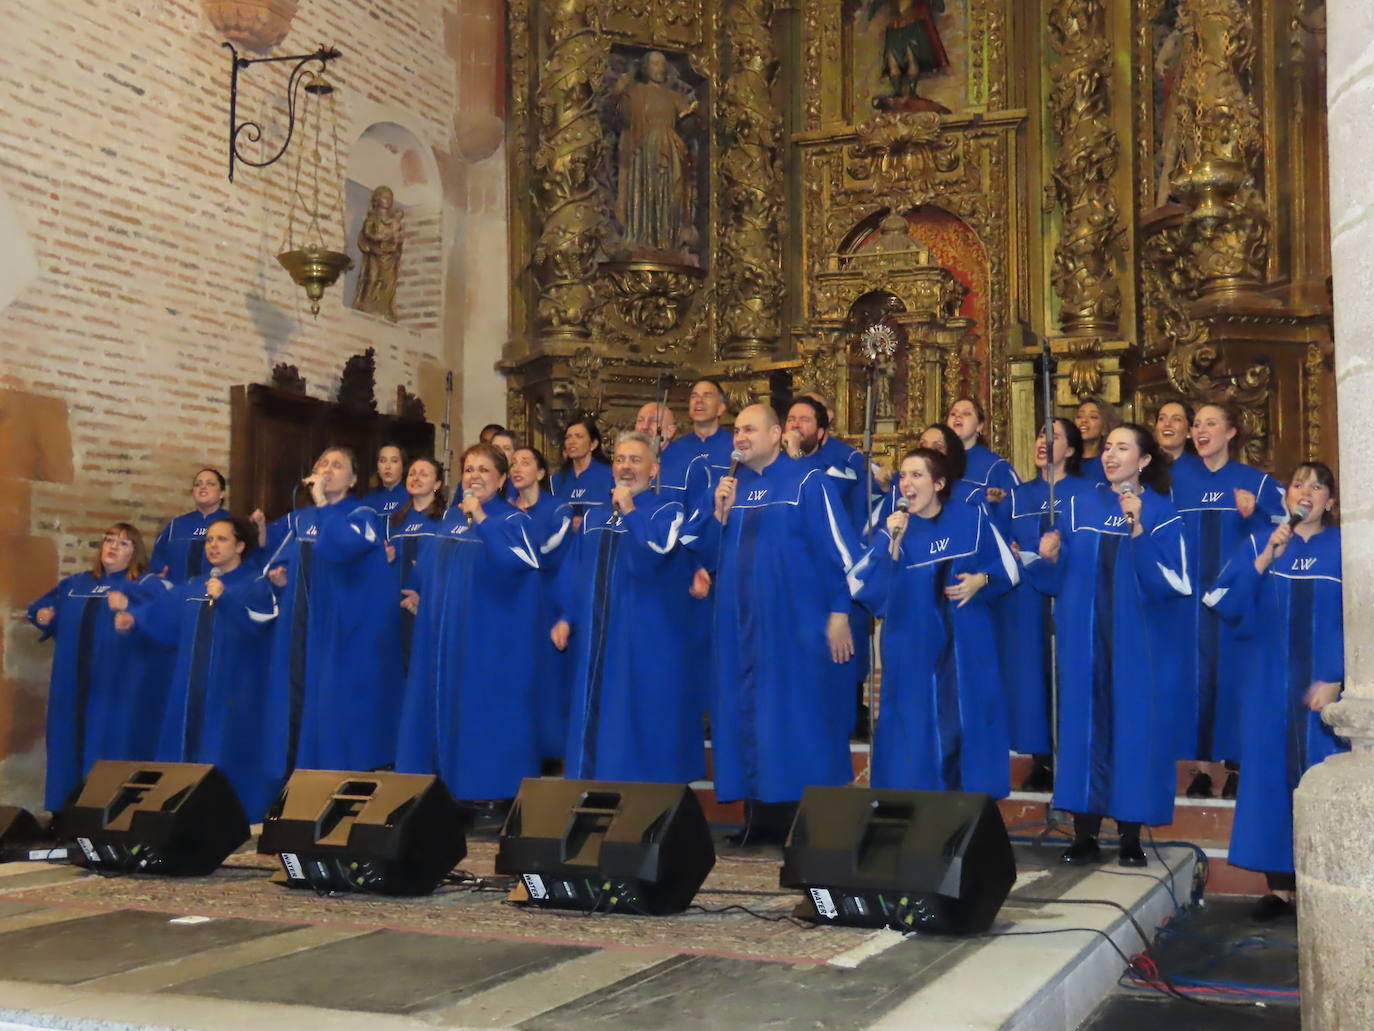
[866, 0, 952, 113]
[607, 50, 703, 265]
[352, 185, 404, 321]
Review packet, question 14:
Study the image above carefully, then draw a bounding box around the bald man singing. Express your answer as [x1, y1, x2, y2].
[683, 403, 862, 844]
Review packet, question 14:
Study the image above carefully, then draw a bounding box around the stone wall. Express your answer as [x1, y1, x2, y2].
[1294, 0, 1374, 1026]
[0, 0, 508, 810]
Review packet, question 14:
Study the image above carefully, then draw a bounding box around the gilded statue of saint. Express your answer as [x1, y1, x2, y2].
[612, 51, 698, 260]
[353, 185, 404, 322]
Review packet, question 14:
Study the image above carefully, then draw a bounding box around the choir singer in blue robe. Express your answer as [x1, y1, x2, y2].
[1204, 461, 1347, 921]
[395, 443, 543, 806]
[270, 447, 401, 773]
[851, 447, 1018, 796]
[362, 443, 409, 529]
[388, 456, 447, 676]
[117, 515, 281, 818]
[1172, 402, 1286, 799]
[150, 468, 233, 582]
[1004, 417, 1093, 791]
[683, 403, 860, 844]
[554, 431, 703, 783]
[947, 397, 1021, 511]
[510, 445, 574, 762]
[551, 418, 615, 523]
[28, 523, 171, 812]
[1024, 424, 1191, 867]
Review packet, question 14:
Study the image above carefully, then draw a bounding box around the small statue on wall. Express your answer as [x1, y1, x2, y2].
[611, 50, 699, 262]
[352, 185, 404, 321]
[338, 347, 378, 416]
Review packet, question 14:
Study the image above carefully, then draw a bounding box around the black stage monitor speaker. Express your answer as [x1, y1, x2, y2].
[495, 779, 715, 916]
[779, 786, 1016, 935]
[257, 769, 466, 896]
[60, 761, 249, 876]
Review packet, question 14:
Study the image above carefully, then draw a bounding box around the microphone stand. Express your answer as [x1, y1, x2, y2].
[652, 371, 669, 493]
[858, 324, 897, 774]
[1036, 333, 1061, 840]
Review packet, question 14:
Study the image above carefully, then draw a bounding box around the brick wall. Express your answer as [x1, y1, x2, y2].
[0, 0, 509, 809]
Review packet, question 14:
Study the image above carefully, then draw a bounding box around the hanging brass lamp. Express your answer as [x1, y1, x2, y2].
[276, 63, 351, 316]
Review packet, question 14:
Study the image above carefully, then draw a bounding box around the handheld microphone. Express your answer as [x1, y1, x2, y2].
[1287, 501, 1312, 529]
[890, 495, 910, 559]
[1119, 481, 1137, 527]
[463, 488, 476, 527]
[720, 450, 745, 527]
[207, 567, 222, 608]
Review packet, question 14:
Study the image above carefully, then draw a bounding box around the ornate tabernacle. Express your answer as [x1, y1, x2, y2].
[501, 0, 1335, 474]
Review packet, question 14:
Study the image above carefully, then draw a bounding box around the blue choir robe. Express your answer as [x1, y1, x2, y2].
[960, 443, 1021, 517]
[1025, 487, 1192, 826]
[151, 508, 232, 582]
[259, 507, 318, 774]
[1001, 474, 1096, 756]
[1080, 454, 1109, 488]
[27, 572, 172, 811]
[558, 493, 705, 783]
[386, 505, 446, 676]
[682, 454, 860, 803]
[291, 498, 401, 771]
[664, 426, 736, 480]
[395, 497, 542, 799]
[1170, 458, 1287, 760]
[520, 492, 575, 758]
[363, 483, 408, 535]
[1204, 526, 1347, 874]
[551, 460, 616, 519]
[799, 435, 875, 694]
[851, 501, 1019, 796]
[129, 565, 281, 818]
[656, 446, 713, 510]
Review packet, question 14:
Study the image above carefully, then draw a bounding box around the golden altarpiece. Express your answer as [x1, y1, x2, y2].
[500, 0, 1334, 477]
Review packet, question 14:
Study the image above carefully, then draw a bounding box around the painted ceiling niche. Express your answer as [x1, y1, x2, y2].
[343, 121, 443, 329]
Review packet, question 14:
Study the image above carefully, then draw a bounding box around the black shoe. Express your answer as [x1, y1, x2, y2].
[1221, 771, 1239, 799]
[1185, 771, 1214, 798]
[1117, 838, 1147, 867]
[1061, 837, 1103, 865]
[1251, 893, 1295, 922]
[1021, 762, 1054, 793]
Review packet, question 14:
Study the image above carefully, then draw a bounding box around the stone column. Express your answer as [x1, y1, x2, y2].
[1293, 2, 1374, 1026]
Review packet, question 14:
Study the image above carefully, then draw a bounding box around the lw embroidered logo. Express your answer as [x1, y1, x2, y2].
[571, 489, 587, 499]
[1292, 557, 1318, 572]
[1105, 515, 1129, 528]
[746, 489, 768, 502]
[1201, 491, 1226, 504]
[930, 538, 951, 554]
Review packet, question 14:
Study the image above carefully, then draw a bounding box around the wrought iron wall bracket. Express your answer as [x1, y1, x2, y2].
[224, 42, 342, 182]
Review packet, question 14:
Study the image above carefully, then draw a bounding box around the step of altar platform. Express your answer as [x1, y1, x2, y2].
[698, 742, 1265, 898]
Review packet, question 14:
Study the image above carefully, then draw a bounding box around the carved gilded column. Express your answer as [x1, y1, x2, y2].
[531, 0, 608, 343]
[1170, 0, 1269, 297]
[1047, 0, 1123, 337]
[717, 0, 784, 360]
